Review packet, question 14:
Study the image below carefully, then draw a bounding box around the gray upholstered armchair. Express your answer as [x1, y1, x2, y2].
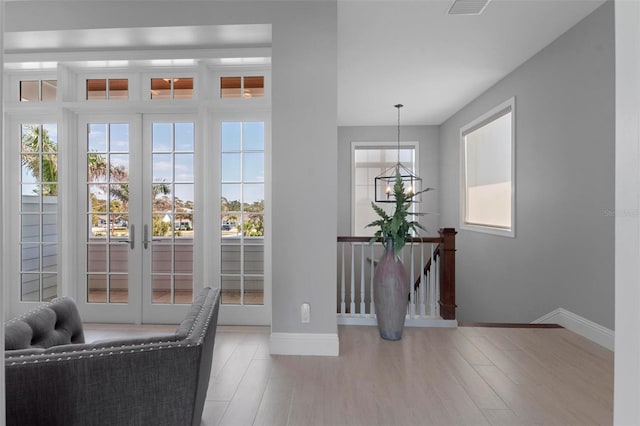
[4, 287, 221, 426]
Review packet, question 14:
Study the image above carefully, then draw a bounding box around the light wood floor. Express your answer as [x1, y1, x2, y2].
[84, 324, 613, 426]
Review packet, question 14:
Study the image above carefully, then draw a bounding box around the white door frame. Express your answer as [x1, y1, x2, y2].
[212, 110, 272, 325]
[5, 114, 66, 318]
[76, 113, 202, 324]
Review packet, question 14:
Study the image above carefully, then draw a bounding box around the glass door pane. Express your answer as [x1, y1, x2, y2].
[20, 123, 59, 302]
[220, 121, 265, 306]
[150, 122, 195, 305]
[86, 123, 131, 304]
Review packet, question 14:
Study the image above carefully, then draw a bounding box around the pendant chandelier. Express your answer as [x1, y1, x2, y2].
[374, 104, 423, 203]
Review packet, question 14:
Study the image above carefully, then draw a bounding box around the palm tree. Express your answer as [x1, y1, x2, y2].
[21, 125, 58, 195]
[22, 125, 174, 227]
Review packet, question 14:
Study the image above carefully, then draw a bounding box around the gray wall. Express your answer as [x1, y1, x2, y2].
[270, 2, 337, 335]
[338, 125, 440, 237]
[5, 1, 338, 336]
[439, 1, 615, 328]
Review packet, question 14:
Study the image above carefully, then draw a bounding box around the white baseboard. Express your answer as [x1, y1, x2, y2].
[270, 332, 339, 356]
[532, 308, 614, 351]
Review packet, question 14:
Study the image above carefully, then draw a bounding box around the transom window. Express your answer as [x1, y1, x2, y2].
[150, 78, 194, 100]
[20, 80, 57, 102]
[220, 76, 264, 99]
[461, 97, 515, 237]
[86, 79, 129, 100]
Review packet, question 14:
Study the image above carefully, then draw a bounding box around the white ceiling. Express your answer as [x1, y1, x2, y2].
[338, 0, 607, 126]
[3, 0, 607, 126]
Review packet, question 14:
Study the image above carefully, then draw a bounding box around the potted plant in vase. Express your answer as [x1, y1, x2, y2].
[366, 170, 428, 340]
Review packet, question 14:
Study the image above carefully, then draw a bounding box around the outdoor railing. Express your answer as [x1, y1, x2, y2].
[336, 228, 456, 326]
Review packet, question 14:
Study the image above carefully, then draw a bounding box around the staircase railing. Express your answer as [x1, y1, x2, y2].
[414, 244, 440, 294]
[336, 228, 456, 326]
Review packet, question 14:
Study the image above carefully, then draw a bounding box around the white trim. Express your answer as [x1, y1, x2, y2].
[4, 47, 272, 67]
[270, 332, 339, 356]
[459, 97, 516, 238]
[532, 308, 614, 351]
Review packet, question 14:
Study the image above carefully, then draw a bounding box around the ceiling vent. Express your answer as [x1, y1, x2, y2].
[448, 0, 491, 15]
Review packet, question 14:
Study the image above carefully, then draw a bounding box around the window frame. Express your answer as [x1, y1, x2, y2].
[5, 114, 62, 307]
[76, 71, 138, 102]
[459, 97, 516, 238]
[212, 68, 271, 106]
[213, 110, 272, 323]
[147, 75, 196, 101]
[351, 140, 419, 237]
[3, 62, 272, 322]
[6, 72, 59, 104]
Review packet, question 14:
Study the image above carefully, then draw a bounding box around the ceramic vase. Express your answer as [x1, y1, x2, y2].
[373, 239, 409, 340]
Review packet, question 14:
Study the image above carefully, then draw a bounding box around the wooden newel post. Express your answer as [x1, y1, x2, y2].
[438, 228, 457, 320]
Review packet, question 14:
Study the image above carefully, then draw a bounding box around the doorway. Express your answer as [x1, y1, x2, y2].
[77, 114, 197, 323]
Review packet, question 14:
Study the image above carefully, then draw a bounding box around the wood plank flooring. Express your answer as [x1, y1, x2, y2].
[84, 324, 613, 426]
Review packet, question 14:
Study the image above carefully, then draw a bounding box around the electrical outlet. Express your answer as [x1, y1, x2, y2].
[301, 303, 310, 323]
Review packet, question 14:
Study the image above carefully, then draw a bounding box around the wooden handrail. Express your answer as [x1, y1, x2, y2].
[337, 236, 443, 244]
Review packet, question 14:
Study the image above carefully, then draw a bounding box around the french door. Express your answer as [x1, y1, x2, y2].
[77, 114, 197, 323]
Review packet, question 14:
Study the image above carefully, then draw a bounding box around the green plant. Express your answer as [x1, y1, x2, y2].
[366, 170, 428, 256]
[21, 125, 58, 195]
[152, 215, 172, 237]
[242, 215, 264, 237]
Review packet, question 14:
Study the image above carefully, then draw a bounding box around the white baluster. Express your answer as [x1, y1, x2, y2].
[340, 242, 345, 315]
[428, 243, 438, 317]
[409, 242, 415, 318]
[430, 244, 436, 317]
[350, 243, 356, 315]
[420, 242, 426, 317]
[434, 245, 440, 318]
[360, 243, 365, 317]
[370, 244, 375, 317]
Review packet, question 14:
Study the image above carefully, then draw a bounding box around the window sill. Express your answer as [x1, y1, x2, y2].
[459, 222, 515, 238]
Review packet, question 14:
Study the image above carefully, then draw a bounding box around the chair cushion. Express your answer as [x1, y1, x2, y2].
[5, 297, 85, 350]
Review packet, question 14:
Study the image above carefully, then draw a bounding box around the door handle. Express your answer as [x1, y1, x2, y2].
[118, 224, 135, 249]
[143, 224, 150, 249]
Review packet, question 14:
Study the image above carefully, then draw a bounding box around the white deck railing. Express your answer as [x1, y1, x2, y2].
[337, 231, 457, 327]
